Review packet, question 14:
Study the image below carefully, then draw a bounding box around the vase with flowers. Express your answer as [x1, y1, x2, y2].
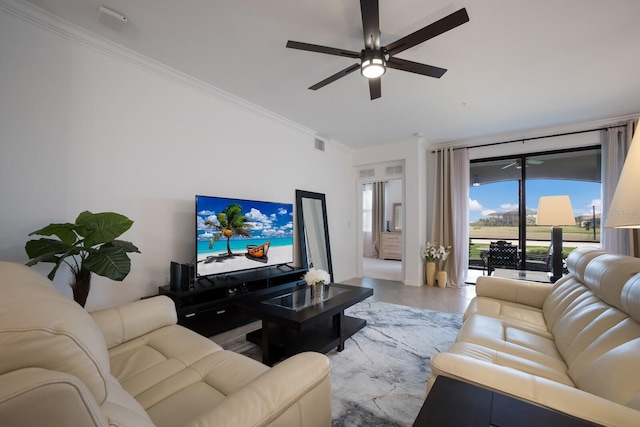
[421, 241, 452, 287]
[303, 268, 330, 303]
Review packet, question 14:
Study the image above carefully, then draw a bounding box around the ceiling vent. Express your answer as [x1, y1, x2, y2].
[314, 138, 326, 152]
[359, 168, 375, 178]
[385, 165, 403, 175]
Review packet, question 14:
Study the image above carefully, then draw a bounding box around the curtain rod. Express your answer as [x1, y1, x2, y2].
[432, 125, 622, 153]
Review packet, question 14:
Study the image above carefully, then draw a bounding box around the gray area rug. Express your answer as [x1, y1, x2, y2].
[221, 300, 462, 427]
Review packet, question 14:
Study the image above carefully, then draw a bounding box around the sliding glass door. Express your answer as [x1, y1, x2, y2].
[469, 147, 601, 271]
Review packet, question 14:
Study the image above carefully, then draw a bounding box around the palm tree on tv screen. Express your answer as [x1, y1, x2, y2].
[204, 203, 252, 256]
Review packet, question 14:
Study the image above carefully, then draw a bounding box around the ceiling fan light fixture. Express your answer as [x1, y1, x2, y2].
[361, 51, 386, 79]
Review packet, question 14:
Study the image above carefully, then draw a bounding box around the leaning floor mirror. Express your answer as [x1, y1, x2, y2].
[295, 190, 334, 282]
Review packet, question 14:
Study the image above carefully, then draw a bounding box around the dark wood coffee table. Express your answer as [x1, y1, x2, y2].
[413, 376, 597, 426]
[237, 283, 373, 365]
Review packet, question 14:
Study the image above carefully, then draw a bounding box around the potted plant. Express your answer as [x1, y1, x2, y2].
[25, 211, 140, 307]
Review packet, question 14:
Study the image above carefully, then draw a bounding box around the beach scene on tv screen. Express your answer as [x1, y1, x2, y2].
[196, 196, 294, 277]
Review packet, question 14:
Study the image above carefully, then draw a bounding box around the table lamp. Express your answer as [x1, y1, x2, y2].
[537, 195, 575, 282]
[605, 128, 640, 256]
[605, 129, 640, 228]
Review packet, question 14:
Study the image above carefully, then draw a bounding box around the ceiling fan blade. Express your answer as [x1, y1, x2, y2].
[386, 57, 447, 78]
[369, 77, 381, 100]
[385, 8, 469, 56]
[309, 63, 361, 90]
[501, 161, 517, 170]
[286, 40, 360, 59]
[360, 0, 381, 50]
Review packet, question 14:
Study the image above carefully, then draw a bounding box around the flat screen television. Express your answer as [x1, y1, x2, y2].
[195, 195, 294, 278]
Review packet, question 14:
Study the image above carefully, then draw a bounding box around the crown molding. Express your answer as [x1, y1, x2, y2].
[0, 0, 318, 138]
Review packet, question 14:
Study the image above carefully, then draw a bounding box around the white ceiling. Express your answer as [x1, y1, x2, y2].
[23, 0, 640, 149]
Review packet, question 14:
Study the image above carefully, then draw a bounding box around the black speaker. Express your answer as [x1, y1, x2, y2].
[170, 261, 193, 292]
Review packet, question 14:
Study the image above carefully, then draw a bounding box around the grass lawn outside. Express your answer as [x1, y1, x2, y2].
[468, 225, 599, 259]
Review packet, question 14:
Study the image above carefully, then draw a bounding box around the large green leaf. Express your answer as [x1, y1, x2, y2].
[28, 223, 78, 245]
[111, 239, 140, 254]
[76, 211, 133, 247]
[25, 239, 75, 280]
[84, 244, 132, 281]
[25, 238, 72, 259]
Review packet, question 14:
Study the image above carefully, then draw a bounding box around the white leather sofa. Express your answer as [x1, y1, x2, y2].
[0, 261, 332, 427]
[429, 246, 640, 426]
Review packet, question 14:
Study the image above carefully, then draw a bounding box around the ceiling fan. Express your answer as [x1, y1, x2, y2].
[286, 0, 469, 100]
[501, 159, 545, 170]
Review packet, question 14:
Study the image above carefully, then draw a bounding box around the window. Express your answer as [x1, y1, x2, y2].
[469, 147, 601, 270]
[362, 183, 372, 232]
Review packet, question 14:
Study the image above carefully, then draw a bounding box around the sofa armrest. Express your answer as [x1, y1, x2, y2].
[475, 276, 553, 309]
[186, 352, 332, 427]
[430, 353, 640, 427]
[90, 295, 178, 349]
[0, 368, 108, 427]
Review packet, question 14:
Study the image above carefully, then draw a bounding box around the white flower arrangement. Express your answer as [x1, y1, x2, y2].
[421, 241, 452, 264]
[303, 268, 330, 286]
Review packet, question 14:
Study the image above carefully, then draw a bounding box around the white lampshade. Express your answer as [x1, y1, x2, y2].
[537, 195, 575, 226]
[605, 128, 640, 228]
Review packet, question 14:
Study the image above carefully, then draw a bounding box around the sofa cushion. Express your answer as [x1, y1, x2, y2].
[622, 274, 640, 321]
[583, 253, 640, 313]
[143, 350, 270, 425]
[465, 296, 548, 329]
[108, 324, 227, 396]
[90, 296, 178, 349]
[575, 337, 640, 410]
[443, 341, 574, 386]
[467, 274, 551, 332]
[0, 262, 111, 405]
[106, 322, 270, 416]
[454, 314, 570, 382]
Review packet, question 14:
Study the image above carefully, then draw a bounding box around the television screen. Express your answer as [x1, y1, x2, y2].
[195, 195, 294, 278]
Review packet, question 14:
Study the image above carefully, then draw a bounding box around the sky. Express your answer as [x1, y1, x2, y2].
[196, 195, 293, 240]
[469, 179, 601, 222]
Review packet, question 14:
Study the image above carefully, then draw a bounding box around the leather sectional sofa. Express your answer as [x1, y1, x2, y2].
[0, 261, 332, 426]
[429, 246, 640, 426]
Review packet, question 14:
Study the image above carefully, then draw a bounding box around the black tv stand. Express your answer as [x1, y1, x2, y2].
[277, 263, 295, 272]
[200, 276, 216, 287]
[159, 265, 306, 337]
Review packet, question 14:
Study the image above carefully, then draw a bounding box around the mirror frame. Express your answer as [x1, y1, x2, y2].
[295, 189, 333, 282]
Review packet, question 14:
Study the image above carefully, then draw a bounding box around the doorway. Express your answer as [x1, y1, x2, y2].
[362, 178, 403, 281]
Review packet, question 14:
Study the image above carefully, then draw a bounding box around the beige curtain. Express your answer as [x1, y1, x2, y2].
[601, 120, 637, 255]
[371, 181, 385, 257]
[432, 147, 469, 287]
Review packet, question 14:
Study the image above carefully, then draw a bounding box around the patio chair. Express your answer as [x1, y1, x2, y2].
[482, 240, 519, 275]
[525, 245, 552, 272]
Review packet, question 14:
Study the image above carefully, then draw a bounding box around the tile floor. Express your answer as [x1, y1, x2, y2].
[341, 276, 476, 315]
[358, 256, 479, 314]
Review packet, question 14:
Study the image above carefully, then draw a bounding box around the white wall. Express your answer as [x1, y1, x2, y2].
[0, 3, 356, 310]
[354, 138, 427, 286]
